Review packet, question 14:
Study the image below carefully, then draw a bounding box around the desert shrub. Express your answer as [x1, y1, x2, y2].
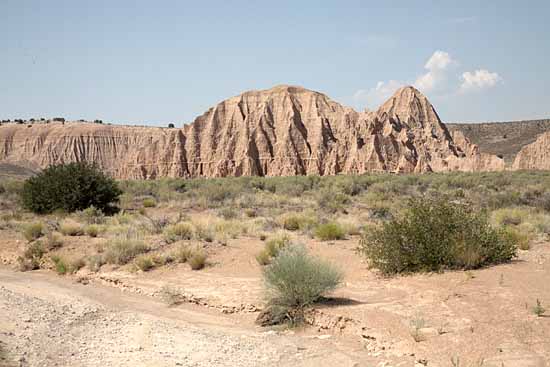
[87, 254, 104, 272]
[134, 255, 155, 271]
[316, 189, 350, 213]
[491, 207, 529, 226]
[336, 217, 362, 236]
[143, 215, 170, 234]
[163, 222, 194, 243]
[280, 212, 317, 232]
[69, 257, 86, 273]
[22, 222, 45, 242]
[59, 221, 83, 236]
[173, 244, 193, 263]
[44, 232, 63, 249]
[532, 299, 546, 317]
[314, 222, 345, 241]
[85, 225, 100, 237]
[188, 247, 207, 270]
[51, 255, 85, 275]
[17, 241, 46, 271]
[256, 233, 291, 265]
[218, 207, 238, 220]
[103, 238, 149, 265]
[79, 206, 105, 224]
[51, 255, 68, 274]
[256, 250, 271, 266]
[142, 197, 157, 208]
[213, 219, 244, 241]
[504, 226, 533, 250]
[21, 162, 122, 214]
[531, 213, 550, 235]
[260, 245, 343, 325]
[359, 198, 518, 275]
[159, 285, 186, 306]
[193, 221, 215, 242]
[245, 208, 258, 218]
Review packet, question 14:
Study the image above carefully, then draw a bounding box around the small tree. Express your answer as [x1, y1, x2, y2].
[168, 123, 175, 128]
[21, 162, 122, 214]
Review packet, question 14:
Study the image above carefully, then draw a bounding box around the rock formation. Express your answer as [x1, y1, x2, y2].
[512, 132, 550, 170]
[0, 85, 505, 179]
[0, 123, 186, 179]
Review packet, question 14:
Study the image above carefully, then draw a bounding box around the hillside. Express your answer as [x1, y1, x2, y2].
[448, 119, 550, 164]
[0, 85, 503, 179]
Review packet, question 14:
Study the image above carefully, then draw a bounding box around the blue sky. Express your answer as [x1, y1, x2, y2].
[1, 0, 549, 126]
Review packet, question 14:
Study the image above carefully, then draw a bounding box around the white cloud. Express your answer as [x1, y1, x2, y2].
[353, 80, 404, 110]
[414, 50, 456, 93]
[351, 51, 503, 110]
[459, 69, 502, 93]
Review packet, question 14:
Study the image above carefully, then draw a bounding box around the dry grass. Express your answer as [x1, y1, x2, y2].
[59, 221, 84, 236]
[103, 238, 149, 265]
[21, 221, 45, 242]
[188, 247, 207, 270]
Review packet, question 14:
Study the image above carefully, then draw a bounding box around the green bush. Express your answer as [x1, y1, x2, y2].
[314, 222, 345, 241]
[359, 198, 518, 275]
[21, 162, 122, 214]
[51, 255, 85, 275]
[163, 222, 194, 243]
[261, 245, 343, 324]
[22, 222, 45, 242]
[103, 238, 149, 265]
[51, 255, 68, 275]
[142, 198, 157, 208]
[85, 225, 100, 238]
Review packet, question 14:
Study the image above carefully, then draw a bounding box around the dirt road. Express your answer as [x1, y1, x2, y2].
[0, 267, 381, 367]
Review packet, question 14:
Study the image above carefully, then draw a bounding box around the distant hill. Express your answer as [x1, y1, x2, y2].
[448, 119, 550, 164]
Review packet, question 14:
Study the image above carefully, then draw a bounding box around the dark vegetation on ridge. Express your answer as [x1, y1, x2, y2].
[448, 119, 550, 163]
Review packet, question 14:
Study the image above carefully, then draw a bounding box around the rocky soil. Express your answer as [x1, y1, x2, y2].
[0, 268, 383, 367]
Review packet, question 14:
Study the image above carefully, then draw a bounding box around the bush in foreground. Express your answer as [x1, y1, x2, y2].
[359, 198, 518, 275]
[21, 162, 122, 214]
[258, 245, 343, 325]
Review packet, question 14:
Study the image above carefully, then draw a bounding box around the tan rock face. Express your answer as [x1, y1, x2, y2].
[512, 131, 550, 170]
[0, 85, 505, 179]
[0, 123, 186, 179]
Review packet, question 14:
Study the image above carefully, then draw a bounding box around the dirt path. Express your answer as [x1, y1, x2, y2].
[0, 267, 382, 367]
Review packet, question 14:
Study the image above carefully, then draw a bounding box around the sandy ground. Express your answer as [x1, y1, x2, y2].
[1, 232, 550, 366]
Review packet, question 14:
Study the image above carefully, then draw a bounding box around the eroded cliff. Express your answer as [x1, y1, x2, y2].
[0, 85, 505, 179]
